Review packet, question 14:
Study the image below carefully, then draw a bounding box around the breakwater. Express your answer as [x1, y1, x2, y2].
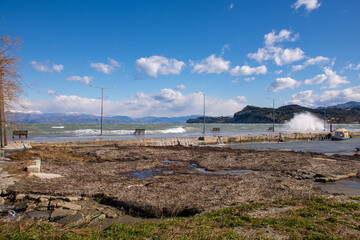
[31, 131, 360, 147]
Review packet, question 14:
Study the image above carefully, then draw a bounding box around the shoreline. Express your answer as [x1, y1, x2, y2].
[22, 131, 360, 148]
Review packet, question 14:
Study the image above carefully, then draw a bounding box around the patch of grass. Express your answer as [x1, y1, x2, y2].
[349, 196, 360, 201]
[1, 195, 359, 239]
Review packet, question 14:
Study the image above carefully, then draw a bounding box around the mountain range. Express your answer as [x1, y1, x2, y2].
[10, 112, 201, 124]
[187, 101, 360, 124]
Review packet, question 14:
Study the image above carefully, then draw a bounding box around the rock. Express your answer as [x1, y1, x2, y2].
[24, 210, 51, 221]
[29, 173, 63, 179]
[36, 203, 49, 211]
[56, 212, 84, 226]
[49, 199, 62, 208]
[98, 213, 106, 221]
[15, 193, 26, 201]
[26, 203, 37, 211]
[23, 143, 32, 149]
[1, 189, 9, 196]
[27, 165, 40, 173]
[33, 159, 41, 166]
[54, 201, 82, 211]
[28, 194, 44, 200]
[39, 197, 49, 204]
[50, 208, 77, 221]
[102, 208, 118, 218]
[0, 197, 5, 205]
[95, 205, 105, 211]
[62, 196, 81, 202]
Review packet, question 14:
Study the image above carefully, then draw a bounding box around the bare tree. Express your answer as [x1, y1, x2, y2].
[0, 35, 23, 147]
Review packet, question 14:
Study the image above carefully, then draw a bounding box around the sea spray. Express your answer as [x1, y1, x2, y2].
[281, 112, 324, 131]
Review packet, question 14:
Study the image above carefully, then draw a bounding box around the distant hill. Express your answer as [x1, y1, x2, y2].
[10, 112, 201, 124]
[187, 102, 360, 124]
[329, 101, 360, 109]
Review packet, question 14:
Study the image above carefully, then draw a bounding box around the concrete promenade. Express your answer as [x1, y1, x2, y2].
[29, 131, 360, 148]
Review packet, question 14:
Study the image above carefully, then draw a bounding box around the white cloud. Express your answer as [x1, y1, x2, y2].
[267, 77, 301, 92]
[46, 89, 57, 95]
[20, 89, 245, 118]
[286, 90, 316, 106]
[229, 3, 234, 10]
[221, 44, 230, 56]
[191, 54, 230, 74]
[292, 0, 321, 12]
[175, 84, 186, 90]
[273, 47, 305, 66]
[318, 87, 360, 105]
[304, 74, 327, 85]
[274, 70, 283, 75]
[292, 56, 330, 71]
[237, 96, 247, 103]
[287, 87, 360, 107]
[323, 68, 349, 88]
[304, 68, 348, 88]
[90, 58, 120, 74]
[66, 76, 93, 85]
[52, 64, 64, 73]
[247, 30, 305, 66]
[30, 61, 64, 73]
[135, 56, 185, 78]
[229, 65, 267, 76]
[264, 29, 299, 47]
[345, 63, 360, 71]
[244, 77, 255, 82]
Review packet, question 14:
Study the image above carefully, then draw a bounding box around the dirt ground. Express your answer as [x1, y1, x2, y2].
[5, 144, 360, 218]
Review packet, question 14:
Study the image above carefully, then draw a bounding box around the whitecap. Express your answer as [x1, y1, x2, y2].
[281, 112, 324, 132]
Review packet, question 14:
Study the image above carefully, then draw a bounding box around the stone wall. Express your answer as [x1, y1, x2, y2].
[31, 131, 360, 148]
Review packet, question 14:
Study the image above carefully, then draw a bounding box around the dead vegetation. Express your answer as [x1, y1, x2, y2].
[5, 143, 360, 218]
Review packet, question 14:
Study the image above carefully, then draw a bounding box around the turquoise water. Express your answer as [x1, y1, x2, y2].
[7, 123, 360, 142]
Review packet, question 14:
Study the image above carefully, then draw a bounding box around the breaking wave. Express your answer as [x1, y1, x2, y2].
[281, 112, 324, 131]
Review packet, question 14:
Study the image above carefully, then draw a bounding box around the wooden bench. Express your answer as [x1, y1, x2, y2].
[12, 130, 28, 139]
[212, 127, 220, 132]
[134, 129, 145, 135]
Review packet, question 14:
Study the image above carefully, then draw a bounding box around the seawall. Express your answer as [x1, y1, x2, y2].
[31, 131, 360, 147]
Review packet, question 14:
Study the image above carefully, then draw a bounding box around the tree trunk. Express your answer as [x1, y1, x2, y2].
[0, 70, 7, 147]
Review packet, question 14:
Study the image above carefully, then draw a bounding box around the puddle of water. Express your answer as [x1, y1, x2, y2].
[129, 169, 162, 179]
[189, 163, 253, 175]
[345, 181, 360, 190]
[315, 178, 360, 196]
[0, 206, 25, 222]
[160, 160, 178, 163]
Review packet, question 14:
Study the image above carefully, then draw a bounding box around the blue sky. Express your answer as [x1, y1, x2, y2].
[1, 0, 359, 117]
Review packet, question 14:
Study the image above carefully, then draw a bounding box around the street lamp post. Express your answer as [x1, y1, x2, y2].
[196, 92, 206, 134]
[89, 84, 114, 136]
[323, 105, 326, 131]
[268, 98, 275, 132]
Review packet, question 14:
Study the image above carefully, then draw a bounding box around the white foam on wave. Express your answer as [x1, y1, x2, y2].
[51, 126, 64, 129]
[65, 127, 187, 136]
[70, 129, 100, 135]
[106, 130, 134, 135]
[160, 127, 186, 134]
[147, 127, 186, 134]
[281, 112, 324, 132]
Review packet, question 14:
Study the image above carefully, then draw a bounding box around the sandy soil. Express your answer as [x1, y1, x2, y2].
[5, 144, 360, 218]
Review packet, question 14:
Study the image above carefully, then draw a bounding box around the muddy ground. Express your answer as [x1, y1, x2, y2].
[4, 144, 360, 218]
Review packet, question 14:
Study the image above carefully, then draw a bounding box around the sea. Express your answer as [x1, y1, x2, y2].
[8, 122, 360, 143]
